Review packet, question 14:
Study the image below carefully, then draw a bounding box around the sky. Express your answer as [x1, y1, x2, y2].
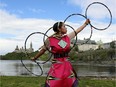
[0, 0, 116, 55]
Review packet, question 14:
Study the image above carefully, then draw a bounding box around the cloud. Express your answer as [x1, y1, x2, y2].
[0, 9, 116, 55]
[0, 9, 55, 36]
[67, 0, 116, 19]
[67, 0, 116, 43]
[0, 38, 21, 55]
[0, 9, 56, 55]
[29, 8, 46, 14]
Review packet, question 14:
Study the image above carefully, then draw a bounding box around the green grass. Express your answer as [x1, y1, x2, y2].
[78, 78, 115, 87]
[0, 76, 115, 87]
[0, 76, 46, 87]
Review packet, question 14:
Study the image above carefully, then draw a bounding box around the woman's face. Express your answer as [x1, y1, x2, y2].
[59, 23, 67, 34]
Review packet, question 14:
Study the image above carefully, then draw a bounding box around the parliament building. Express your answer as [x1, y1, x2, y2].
[14, 42, 34, 53]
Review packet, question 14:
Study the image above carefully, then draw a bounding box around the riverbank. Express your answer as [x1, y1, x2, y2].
[1, 48, 116, 62]
[0, 76, 115, 87]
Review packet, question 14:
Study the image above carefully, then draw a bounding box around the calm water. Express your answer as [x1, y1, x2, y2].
[0, 60, 115, 77]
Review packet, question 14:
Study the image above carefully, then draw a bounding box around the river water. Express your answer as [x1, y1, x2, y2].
[0, 60, 115, 77]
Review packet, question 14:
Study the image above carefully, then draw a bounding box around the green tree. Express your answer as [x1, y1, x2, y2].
[110, 41, 115, 49]
[74, 45, 79, 52]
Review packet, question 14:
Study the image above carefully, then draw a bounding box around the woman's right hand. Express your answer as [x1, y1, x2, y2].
[31, 57, 36, 62]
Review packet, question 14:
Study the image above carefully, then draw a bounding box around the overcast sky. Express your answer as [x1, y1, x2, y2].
[0, 0, 116, 55]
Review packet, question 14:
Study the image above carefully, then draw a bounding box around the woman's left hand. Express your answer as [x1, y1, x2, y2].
[85, 19, 90, 25]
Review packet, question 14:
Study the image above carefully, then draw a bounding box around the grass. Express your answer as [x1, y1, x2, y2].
[0, 76, 46, 87]
[0, 76, 115, 87]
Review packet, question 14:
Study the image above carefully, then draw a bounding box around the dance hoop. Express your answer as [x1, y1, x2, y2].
[21, 32, 52, 76]
[85, 2, 112, 30]
[64, 13, 93, 44]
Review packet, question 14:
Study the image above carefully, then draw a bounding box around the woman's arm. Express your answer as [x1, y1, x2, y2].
[31, 48, 46, 61]
[31, 38, 49, 61]
[68, 19, 90, 39]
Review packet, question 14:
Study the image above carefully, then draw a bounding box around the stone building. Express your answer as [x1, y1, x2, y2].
[71, 38, 99, 51]
[14, 42, 34, 53]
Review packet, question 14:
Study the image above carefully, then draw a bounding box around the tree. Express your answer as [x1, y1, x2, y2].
[110, 41, 115, 49]
[74, 45, 79, 52]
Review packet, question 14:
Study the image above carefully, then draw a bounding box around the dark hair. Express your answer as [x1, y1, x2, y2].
[53, 22, 63, 32]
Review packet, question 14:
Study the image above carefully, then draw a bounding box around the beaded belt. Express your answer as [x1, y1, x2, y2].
[53, 53, 69, 58]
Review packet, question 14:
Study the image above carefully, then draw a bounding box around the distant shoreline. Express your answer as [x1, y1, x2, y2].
[1, 59, 116, 67]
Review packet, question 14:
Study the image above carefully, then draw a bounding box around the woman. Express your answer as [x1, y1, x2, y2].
[31, 19, 90, 87]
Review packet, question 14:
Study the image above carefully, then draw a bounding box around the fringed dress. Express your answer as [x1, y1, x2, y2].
[45, 35, 78, 87]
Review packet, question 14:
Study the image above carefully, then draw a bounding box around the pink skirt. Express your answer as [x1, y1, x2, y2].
[45, 58, 78, 87]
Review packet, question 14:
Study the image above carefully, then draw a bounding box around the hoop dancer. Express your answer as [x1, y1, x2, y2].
[31, 19, 90, 87]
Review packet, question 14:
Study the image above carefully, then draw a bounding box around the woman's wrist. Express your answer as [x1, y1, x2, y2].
[84, 22, 88, 25]
[33, 57, 37, 60]
[84, 19, 90, 25]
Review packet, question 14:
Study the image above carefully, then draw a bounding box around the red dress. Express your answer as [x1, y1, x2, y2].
[45, 35, 78, 87]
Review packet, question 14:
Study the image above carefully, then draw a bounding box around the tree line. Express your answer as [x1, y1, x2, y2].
[1, 41, 115, 63]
